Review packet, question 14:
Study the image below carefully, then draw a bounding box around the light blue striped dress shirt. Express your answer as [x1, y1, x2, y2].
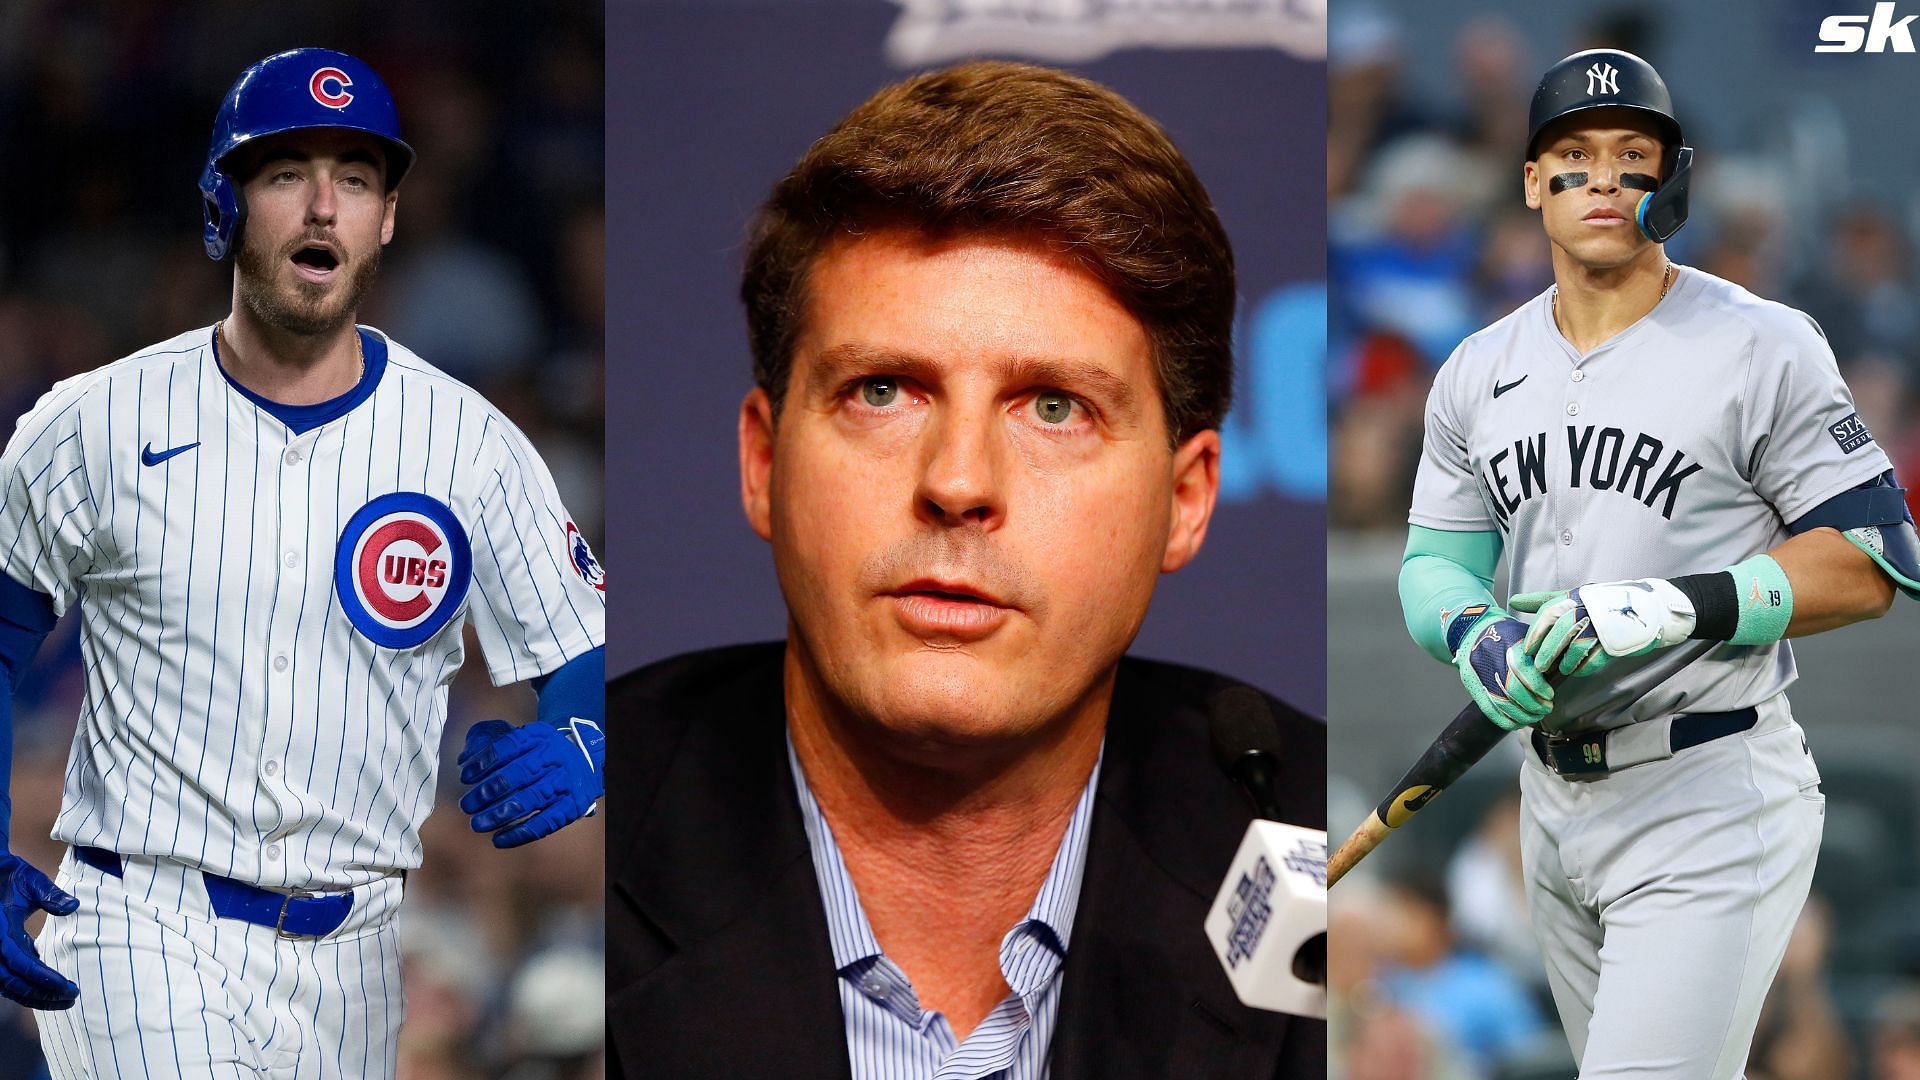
[788, 738, 1103, 1080]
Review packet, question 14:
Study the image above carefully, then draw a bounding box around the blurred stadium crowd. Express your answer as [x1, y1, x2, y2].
[1330, 6, 1920, 1080]
[0, 3, 604, 1077]
[1329, 764, 1917, 1080]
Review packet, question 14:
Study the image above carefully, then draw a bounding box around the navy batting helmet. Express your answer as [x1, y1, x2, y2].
[200, 48, 415, 260]
[1526, 49, 1693, 243]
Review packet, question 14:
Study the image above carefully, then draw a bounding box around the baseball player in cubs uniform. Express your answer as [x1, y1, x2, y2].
[1399, 50, 1920, 1078]
[0, 49, 607, 1077]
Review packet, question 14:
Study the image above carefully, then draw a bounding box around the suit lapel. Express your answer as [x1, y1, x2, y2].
[1049, 660, 1299, 1080]
[606, 649, 853, 1079]
[607, 649, 1322, 1079]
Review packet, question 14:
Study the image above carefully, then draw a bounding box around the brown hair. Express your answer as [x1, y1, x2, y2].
[741, 60, 1235, 444]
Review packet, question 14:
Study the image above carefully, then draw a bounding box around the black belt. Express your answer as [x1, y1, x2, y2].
[1530, 707, 1759, 776]
[74, 847, 354, 938]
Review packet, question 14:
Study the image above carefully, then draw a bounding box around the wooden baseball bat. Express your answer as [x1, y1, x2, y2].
[1326, 702, 1512, 888]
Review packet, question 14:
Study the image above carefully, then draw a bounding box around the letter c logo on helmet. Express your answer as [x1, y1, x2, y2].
[309, 67, 354, 110]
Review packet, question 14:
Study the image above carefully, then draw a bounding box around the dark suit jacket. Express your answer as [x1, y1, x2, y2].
[606, 643, 1327, 1079]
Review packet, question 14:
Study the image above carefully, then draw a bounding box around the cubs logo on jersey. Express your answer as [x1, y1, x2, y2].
[334, 492, 473, 648]
[565, 520, 606, 591]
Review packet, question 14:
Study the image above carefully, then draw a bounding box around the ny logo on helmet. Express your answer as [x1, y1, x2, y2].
[310, 67, 354, 110]
[1586, 62, 1620, 96]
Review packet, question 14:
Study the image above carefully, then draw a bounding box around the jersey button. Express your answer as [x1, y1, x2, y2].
[272, 654, 289, 673]
[263, 760, 279, 777]
[1561, 530, 1574, 545]
[283, 551, 299, 568]
[1565, 402, 1580, 416]
[284, 448, 302, 467]
[265, 845, 281, 862]
[1571, 370, 1586, 382]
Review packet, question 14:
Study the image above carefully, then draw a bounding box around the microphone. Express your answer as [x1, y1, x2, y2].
[1203, 687, 1328, 1020]
[1209, 685, 1287, 820]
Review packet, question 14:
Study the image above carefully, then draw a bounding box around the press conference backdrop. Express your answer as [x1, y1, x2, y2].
[609, 0, 1330, 712]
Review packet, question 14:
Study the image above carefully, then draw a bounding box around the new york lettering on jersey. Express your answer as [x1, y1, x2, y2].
[1475, 423, 1704, 525]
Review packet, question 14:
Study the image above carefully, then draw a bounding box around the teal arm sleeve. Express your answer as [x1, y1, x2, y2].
[1399, 525, 1504, 663]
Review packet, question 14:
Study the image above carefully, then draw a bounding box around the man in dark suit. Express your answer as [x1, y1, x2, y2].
[608, 61, 1326, 1078]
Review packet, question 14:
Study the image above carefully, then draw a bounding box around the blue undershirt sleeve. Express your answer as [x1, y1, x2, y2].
[0, 573, 59, 844]
[529, 646, 604, 729]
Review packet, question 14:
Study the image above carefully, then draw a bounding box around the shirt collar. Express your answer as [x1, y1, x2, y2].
[787, 732, 1104, 982]
[210, 324, 388, 435]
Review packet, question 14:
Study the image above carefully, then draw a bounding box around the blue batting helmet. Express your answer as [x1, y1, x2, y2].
[200, 48, 415, 260]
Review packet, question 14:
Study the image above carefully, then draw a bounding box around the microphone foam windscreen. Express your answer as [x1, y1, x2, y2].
[1209, 684, 1282, 774]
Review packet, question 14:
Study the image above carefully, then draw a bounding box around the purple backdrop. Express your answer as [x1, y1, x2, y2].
[608, 0, 1327, 712]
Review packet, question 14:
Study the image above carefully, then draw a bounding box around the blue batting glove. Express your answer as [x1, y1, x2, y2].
[0, 850, 79, 1010]
[458, 718, 605, 849]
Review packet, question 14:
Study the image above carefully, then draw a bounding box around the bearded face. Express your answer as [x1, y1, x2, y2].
[230, 129, 396, 338]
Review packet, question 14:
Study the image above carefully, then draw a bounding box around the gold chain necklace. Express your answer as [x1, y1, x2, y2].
[1553, 261, 1675, 328]
[215, 320, 364, 383]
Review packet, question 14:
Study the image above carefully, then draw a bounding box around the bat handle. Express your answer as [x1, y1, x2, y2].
[1328, 665, 1573, 888]
[1326, 814, 1392, 888]
[1329, 703, 1512, 888]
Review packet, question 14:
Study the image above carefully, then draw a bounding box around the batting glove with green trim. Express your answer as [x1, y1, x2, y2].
[1446, 604, 1554, 731]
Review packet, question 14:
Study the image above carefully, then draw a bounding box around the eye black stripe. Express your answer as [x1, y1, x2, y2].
[1548, 172, 1588, 195]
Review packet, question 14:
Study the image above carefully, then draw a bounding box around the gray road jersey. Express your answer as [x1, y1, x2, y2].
[1410, 267, 1891, 732]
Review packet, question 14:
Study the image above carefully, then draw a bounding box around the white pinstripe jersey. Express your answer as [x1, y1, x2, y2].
[0, 324, 606, 891]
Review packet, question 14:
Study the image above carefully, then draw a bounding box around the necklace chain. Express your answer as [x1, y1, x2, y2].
[215, 320, 364, 384]
[1552, 262, 1675, 329]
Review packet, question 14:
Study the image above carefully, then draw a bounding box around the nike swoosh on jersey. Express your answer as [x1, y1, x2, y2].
[141, 441, 201, 466]
[1493, 376, 1529, 398]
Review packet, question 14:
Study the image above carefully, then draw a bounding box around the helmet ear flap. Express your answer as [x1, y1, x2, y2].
[200, 165, 245, 261]
[1636, 146, 1693, 243]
